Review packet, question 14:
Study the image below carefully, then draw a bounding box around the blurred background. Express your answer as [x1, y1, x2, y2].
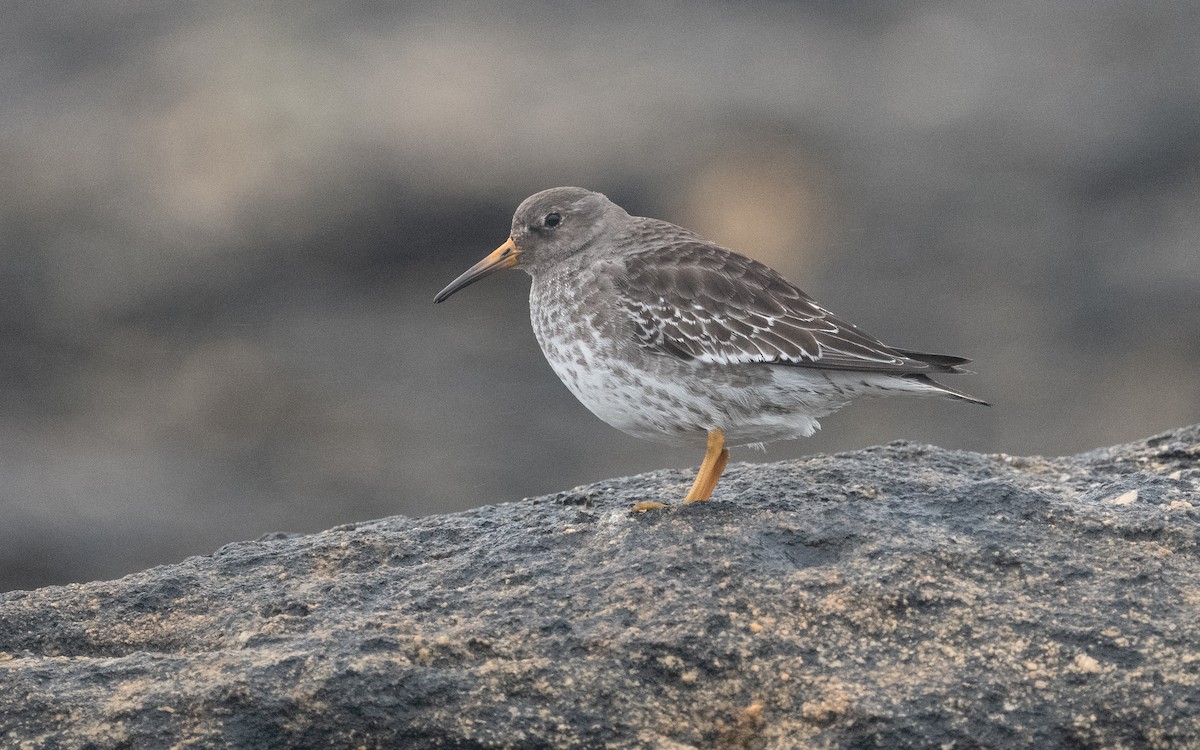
[2, 1, 1198, 591]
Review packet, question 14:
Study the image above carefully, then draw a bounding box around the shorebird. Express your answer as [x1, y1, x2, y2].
[435, 187, 987, 510]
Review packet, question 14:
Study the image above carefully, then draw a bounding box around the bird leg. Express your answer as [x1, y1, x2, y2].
[684, 428, 729, 503]
[631, 428, 728, 512]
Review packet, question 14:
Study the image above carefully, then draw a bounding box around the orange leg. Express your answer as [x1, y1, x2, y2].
[631, 428, 729, 512]
[683, 428, 729, 504]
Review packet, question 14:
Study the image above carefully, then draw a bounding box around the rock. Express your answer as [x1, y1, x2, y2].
[2, 426, 1199, 749]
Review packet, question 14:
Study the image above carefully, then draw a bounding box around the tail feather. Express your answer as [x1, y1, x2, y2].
[906, 374, 991, 406]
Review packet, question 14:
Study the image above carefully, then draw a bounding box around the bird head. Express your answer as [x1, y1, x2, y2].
[434, 187, 622, 303]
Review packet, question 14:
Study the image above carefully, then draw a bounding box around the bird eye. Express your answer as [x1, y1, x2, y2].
[543, 212, 562, 228]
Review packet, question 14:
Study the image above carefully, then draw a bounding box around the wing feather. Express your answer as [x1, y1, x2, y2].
[616, 241, 963, 375]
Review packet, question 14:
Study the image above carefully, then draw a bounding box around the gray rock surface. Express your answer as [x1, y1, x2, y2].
[5, 2, 1200, 594]
[2, 426, 1199, 749]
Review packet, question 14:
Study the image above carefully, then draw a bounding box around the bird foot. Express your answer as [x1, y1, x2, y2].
[631, 501, 669, 513]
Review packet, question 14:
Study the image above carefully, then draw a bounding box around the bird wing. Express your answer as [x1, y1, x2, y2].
[615, 242, 958, 374]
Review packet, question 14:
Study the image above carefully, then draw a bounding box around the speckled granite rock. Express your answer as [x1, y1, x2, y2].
[2, 427, 1199, 749]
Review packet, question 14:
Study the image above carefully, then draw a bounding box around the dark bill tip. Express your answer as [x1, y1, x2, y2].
[433, 238, 519, 303]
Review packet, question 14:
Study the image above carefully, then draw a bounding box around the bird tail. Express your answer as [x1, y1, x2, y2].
[889, 349, 990, 405]
[905, 374, 991, 406]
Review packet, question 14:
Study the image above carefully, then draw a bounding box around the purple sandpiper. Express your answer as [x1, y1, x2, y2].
[435, 187, 987, 510]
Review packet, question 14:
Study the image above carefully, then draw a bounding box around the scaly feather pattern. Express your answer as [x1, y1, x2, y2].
[617, 240, 969, 375]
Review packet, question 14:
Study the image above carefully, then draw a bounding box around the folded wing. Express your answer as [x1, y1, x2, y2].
[617, 243, 970, 375]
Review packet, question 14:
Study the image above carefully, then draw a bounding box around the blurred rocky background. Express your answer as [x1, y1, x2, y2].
[1, 0, 1198, 591]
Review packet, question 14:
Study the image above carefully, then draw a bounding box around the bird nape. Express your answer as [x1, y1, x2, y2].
[435, 187, 988, 510]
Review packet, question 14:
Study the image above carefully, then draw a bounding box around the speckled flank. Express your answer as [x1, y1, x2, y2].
[530, 265, 925, 447]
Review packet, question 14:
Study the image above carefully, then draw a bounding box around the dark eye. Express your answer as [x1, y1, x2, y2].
[543, 212, 562, 228]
